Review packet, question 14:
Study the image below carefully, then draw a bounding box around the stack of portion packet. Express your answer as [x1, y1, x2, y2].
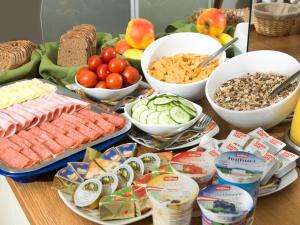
[57, 24, 97, 67]
[0, 40, 37, 71]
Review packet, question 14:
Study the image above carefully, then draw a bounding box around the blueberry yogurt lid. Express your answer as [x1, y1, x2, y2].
[215, 151, 266, 183]
[197, 184, 253, 224]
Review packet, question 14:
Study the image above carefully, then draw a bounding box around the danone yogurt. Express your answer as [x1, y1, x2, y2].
[146, 173, 199, 225]
[197, 184, 253, 225]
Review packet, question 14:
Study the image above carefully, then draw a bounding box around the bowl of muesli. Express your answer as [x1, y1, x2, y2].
[206, 50, 300, 130]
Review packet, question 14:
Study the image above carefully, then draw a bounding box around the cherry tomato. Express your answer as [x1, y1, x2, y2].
[76, 69, 98, 88]
[96, 64, 110, 81]
[101, 47, 116, 63]
[122, 66, 140, 85]
[76, 66, 89, 77]
[114, 39, 132, 54]
[95, 81, 107, 89]
[108, 58, 126, 73]
[106, 73, 123, 89]
[122, 58, 131, 66]
[88, 55, 102, 71]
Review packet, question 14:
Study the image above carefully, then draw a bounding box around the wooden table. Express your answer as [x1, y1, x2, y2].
[6, 29, 300, 225]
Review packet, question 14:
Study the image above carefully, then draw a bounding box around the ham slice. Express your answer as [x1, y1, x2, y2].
[0, 116, 17, 137]
[8, 105, 40, 128]
[0, 147, 31, 168]
[9, 135, 32, 148]
[21, 147, 41, 165]
[0, 112, 22, 132]
[18, 102, 48, 123]
[1, 110, 30, 130]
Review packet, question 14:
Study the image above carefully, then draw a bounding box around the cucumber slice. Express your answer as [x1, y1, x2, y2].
[132, 105, 148, 121]
[170, 106, 191, 124]
[156, 104, 172, 112]
[153, 97, 173, 105]
[147, 111, 161, 124]
[158, 111, 179, 125]
[132, 99, 148, 111]
[178, 98, 196, 112]
[147, 100, 157, 110]
[139, 109, 154, 123]
[167, 96, 179, 101]
[180, 105, 197, 118]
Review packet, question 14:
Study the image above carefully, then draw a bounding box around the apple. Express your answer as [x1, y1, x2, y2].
[125, 18, 155, 50]
[197, 8, 226, 37]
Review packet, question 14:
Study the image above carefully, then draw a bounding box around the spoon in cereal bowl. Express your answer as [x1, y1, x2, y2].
[198, 37, 238, 68]
[269, 70, 300, 97]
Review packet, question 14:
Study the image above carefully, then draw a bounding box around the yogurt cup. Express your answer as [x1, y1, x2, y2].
[197, 184, 253, 225]
[215, 151, 265, 225]
[146, 173, 199, 225]
[170, 151, 217, 217]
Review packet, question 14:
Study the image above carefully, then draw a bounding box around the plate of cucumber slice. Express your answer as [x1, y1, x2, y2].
[124, 93, 202, 137]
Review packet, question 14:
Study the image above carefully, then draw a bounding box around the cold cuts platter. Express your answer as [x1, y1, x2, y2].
[0, 79, 131, 177]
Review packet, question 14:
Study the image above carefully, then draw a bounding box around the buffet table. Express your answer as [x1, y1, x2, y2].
[6, 29, 300, 225]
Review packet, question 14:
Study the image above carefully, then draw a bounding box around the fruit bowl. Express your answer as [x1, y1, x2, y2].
[124, 93, 203, 136]
[141, 32, 226, 100]
[206, 50, 300, 130]
[75, 76, 142, 101]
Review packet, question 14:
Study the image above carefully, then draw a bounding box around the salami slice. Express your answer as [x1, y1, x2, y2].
[21, 147, 41, 164]
[29, 126, 54, 140]
[9, 135, 32, 148]
[0, 138, 22, 152]
[39, 123, 78, 149]
[0, 147, 31, 168]
[18, 130, 45, 143]
[99, 113, 126, 129]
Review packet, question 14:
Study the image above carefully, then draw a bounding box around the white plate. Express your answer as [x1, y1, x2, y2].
[258, 168, 298, 197]
[58, 191, 152, 225]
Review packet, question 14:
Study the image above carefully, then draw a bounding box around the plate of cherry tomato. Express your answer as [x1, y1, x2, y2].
[75, 47, 142, 101]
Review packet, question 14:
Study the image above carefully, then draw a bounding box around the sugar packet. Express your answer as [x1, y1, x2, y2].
[275, 150, 299, 178]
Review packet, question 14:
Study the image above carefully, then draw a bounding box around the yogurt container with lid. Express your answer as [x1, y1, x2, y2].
[113, 164, 134, 189]
[124, 157, 144, 179]
[146, 173, 199, 225]
[197, 184, 253, 225]
[215, 151, 265, 184]
[170, 151, 216, 187]
[74, 179, 103, 209]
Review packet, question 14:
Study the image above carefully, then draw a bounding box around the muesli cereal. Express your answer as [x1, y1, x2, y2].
[214, 72, 297, 111]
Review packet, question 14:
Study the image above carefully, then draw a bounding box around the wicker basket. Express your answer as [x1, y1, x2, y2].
[253, 3, 300, 36]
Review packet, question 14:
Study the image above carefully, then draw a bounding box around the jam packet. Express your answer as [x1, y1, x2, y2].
[224, 130, 251, 148]
[220, 142, 240, 153]
[248, 128, 286, 155]
[275, 150, 299, 178]
[244, 138, 269, 156]
[261, 152, 280, 185]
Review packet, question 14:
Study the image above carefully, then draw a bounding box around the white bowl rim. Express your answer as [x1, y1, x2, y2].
[75, 75, 142, 92]
[205, 50, 300, 114]
[124, 94, 203, 128]
[141, 32, 226, 88]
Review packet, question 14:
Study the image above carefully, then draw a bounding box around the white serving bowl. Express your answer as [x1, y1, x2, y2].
[206, 50, 300, 130]
[124, 94, 203, 136]
[75, 76, 142, 101]
[141, 32, 226, 101]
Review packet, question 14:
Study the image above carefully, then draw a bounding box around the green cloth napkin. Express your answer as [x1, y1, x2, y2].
[0, 50, 40, 85]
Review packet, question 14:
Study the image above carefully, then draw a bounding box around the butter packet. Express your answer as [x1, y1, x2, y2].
[248, 127, 286, 155]
[261, 152, 280, 185]
[225, 130, 251, 148]
[83, 147, 101, 163]
[244, 138, 269, 156]
[68, 162, 89, 180]
[220, 142, 240, 153]
[275, 150, 299, 178]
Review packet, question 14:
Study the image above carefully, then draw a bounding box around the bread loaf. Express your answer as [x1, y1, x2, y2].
[0, 40, 37, 71]
[57, 24, 97, 67]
